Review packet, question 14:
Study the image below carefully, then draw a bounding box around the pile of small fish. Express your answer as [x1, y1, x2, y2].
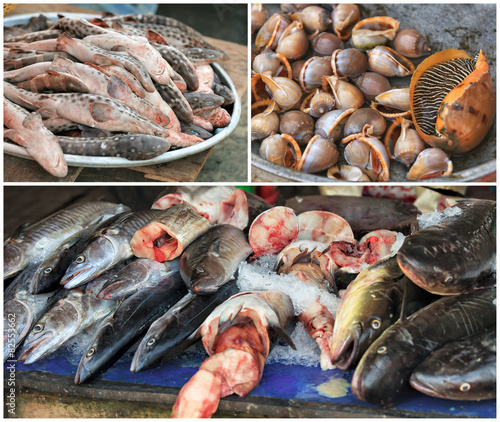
[3, 12, 236, 177]
[3, 187, 496, 417]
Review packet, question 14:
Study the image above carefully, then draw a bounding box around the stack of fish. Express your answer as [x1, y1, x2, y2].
[3, 189, 496, 418]
[4, 11, 236, 177]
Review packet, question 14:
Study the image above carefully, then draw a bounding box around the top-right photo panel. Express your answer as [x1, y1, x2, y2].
[251, 4, 496, 183]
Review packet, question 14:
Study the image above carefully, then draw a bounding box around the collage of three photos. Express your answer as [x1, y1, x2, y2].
[3, 2, 497, 419]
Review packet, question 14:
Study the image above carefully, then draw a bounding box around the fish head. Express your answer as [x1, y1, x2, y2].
[61, 237, 115, 289]
[331, 284, 401, 370]
[130, 325, 164, 373]
[180, 256, 226, 295]
[4, 243, 25, 278]
[75, 322, 113, 384]
[31, 252, 68, 294]
[18, 302, 79, 364]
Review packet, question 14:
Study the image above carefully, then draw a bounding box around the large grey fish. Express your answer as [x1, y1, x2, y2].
[351, 287, 496, 406]
[97, 258, 179, 300]
[397, 200, 496, 295]
[61, 210, 160, 289]
[4, 201, 125, 279]
[410, 328, 496, 401]
[131, 280, 240, 372]
[27, 205, 130, 295]
[179, 224, 253, 294]
[75, 270, 187, 384]
[17, 283, 120, 364]
[3, 268, 64, 362]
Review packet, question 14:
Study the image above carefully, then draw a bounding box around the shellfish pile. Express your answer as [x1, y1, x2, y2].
[251, 4, 496, 181]
[3, 11, 235, 177]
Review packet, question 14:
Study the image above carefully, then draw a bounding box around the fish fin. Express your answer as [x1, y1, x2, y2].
[271, 324, 296, 350]
[4, 129, 28, 147]
[145, 29, 169, 45]
[207, 237, 221, 257]
[36, 107, 59, 119]
[88, 101, 119, 123]
[51, 53, 74, 68]
[123, 16, 141, 23]
[89, 17, 111, 29]
[110, 21, 129, 34]
[106, 75, 132, 101]
[93, 53, 122, 68]
[110, 44, 128, 52]
[399, 277, 409, 321]
[8, 222, 31, 242]
[21, 112, 44, 129]
[56, 32, 77, 49]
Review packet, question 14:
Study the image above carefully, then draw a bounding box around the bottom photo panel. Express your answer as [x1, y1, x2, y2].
[4, 185, 496, 418]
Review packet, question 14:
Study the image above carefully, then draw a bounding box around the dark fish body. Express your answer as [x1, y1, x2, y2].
[183, 92, 224, 114]
[28, 205, 130, 294]
[330, 255, 405, 370]
[75, 271, 188, 383]
[4, 201, 125, 279]
[410, 328, 496, 401]
[351, 287, 496, 406]
[180, 224, 252, 294]
[131, 280, 239, 372]
[61, 210, 160, 289]
[97, 258, 179, 300]
[17, 287, 120, 364]
[397, 201, 496, 295]
[153, 44, 199, 91]
[57, 133, 171, 160]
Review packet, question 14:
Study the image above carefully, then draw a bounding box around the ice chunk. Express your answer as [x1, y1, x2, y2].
[267, 322, 321, 367]
[417, 206, 463, 230]
[389, 232, 406, 255]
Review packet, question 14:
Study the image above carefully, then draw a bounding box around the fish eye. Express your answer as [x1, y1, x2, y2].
[460, 383, 471, 392]
[196, 267, 204, 273]
[147, 338, 156, 346]
[33, 324, 43, 333]
[377, 346, 387, 354]
[444, 275, 453, 284]
[43, 267, 53, 274]
[75, 255, 86, 264]
[86, 347, 96, 357]
[206, 101, 214, 106]
[371, 318, 381, 329]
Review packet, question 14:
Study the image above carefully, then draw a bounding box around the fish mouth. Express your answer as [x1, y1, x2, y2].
[396, 253, 426, 288]
[409, 372, 440, 398]
[4, 244, 23, 278]
[18, 332, 54, 364]
[331, 324, 361, 371]
[61, 267, 91, 288]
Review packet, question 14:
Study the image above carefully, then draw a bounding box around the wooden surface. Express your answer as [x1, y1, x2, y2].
[4, 5, 248, 183]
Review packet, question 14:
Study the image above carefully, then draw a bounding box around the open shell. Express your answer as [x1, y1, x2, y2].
[276, 20, 310, 60]
[327, 164, 371, 182]
[260, 72, 302, 110]
[255, 13, 292, 50]
[406, 148, 453, 180]
[315, 108, 356, 141]
[259, 132, 302, 170]
[251, 100, 280, 141]
[370, 88, 411, 119]
[296, 135, 339, 173]
[384, 117, 426, 166]
[410, 49, 495, 154]
[367, 45, 415, 77]
[324, 75, 365, 110]
[332, 4, 360, 40]
[299, 56, 333, 92]
[351, 16, 399, 50]
[300, 89, 336, 118]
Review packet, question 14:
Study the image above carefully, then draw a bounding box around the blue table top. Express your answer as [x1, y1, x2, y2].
[6, 338, 495, 418]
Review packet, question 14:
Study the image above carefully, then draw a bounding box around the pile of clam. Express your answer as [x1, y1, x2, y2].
[251, 4, 495, 181]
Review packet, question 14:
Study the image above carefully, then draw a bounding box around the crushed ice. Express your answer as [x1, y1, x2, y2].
[417, 206, 463, 230]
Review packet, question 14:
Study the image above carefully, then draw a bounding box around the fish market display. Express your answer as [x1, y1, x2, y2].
[171, 290, 295, 418]
[410, 328, 496, 401]
[397, 200, 496, 295]
[179, 224, 252, 294]
[4, 201, 126, 279]
[351, 287, 496, 406]
[130, 204, 210, 262]
[4, 11, 236, 176]
[251, 4, 495, 181]
[3, 188, 496, 417]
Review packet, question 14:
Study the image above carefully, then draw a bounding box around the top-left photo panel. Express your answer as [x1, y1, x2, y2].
[4, 3, 248, 183]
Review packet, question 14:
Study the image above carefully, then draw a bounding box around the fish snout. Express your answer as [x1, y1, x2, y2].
[331, 323, 361, 371]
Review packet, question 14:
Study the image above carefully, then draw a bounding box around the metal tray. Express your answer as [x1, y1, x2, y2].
[4, 12, 241, 168]
[251, 4, 496, 182]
